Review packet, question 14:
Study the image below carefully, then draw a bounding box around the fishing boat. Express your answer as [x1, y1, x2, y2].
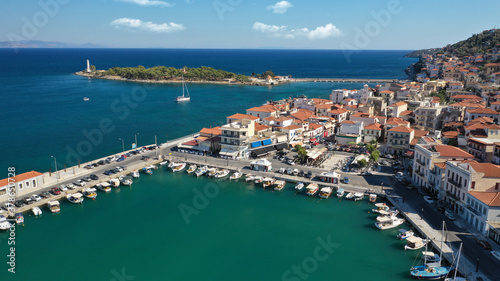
[186, 164, 197, 174]
[120, 176, 133, 186]
[82, 188, 97, 199]
[229, 171, 242, 180]
[15, 213, 24, 226]
[305, 183, 319, 196]
[405, 236, 430, 250]
[410, 222, 451, 279]
[336, 187, 345, 197]
[67, 193, 84, 204]
[345, 192, 355, 200]
[444, 243, 466, 281]
[262, 177, 275, 188]
[295, 182, 305, 191]
[0, 216, 12, 231]
[109, 178, 121, 187]
[47, 200, 60, 213]
[353, 192, 364, 201]
[245, 174, 255, 182]
[254, 176, 263, 184]
[176, 75, 191, 102]
[131, 170, 140, 178]
[421, 252, 441, 263]
[214, 169, 230, 179]
[274, 180, 286, 191]
[372, 203, 390, 214]
[319, 187, 333, 199]
[195, 166, 208, 177]
[208, 168, 218, 177]
[97, 182, 112, 193]
[369, 193, 377, 203]
[375, 216, 405, 230]
[141, 167, 153, 175]
[159, 160, 168, 166]
[32, 206, 42, 216]
[172, 162, 187, 172]
[376, 212, 399, 222]
[397, 229, 414, 240]
[146, 164, 158, 170]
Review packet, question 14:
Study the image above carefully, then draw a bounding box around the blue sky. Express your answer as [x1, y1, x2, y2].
[2, 0, 500, 49]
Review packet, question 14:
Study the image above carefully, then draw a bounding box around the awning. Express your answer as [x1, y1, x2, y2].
[178, 144, 196, 149]
[275, 143, 287, 150]
[405, 151, 414, 157]
[251, 141, 262, 148]
[219, 148, 238, 156]
[262, 139, 272, 146]
[196, 144, 210, 152]
[252, 148, 267, 157]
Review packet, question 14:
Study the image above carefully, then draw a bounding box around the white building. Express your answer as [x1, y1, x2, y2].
[465, 191, 500, 236]
[0, 171, 44, 201]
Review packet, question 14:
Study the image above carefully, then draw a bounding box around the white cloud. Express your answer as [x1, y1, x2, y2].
[111, 18, 185, 33]
[116, 0, 174, 7]
[267, 1, 293, 14]
[252, 22, 342, 40]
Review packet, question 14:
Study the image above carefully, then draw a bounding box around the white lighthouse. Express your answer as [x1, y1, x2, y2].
[86, 59, 91, 73]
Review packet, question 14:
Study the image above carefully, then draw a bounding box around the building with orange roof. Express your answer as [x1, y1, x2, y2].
[379, 90, 394, 103]
[262, 116, 294, 128]
[467, 128, 500, 163]
[315, 103, 334, 116]
[246, 104, 279, 119]
[466, 191, 500, 237]
[0, 171, 44, 201]
[493, 143, 500, 166]
[465, 108, 500, 124]
[349, 112, 380, 127]
[200, 127, 222, 137]
[387, 126, 414, 155]
[227, 113, 259, 124]
[328, 107, 349, 123]
[413, 144, 474, 196]
[450, 94, 483, 102]
[362, 123, 382, 143]
[387, 101, 408, 118]
[413, 106, 444, 131]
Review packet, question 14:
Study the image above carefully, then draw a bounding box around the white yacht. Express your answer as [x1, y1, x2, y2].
[245, 174, 255, 182]
[32, 206, 42, 216]
[67, 193, 84, 204]
[195, 166, 208, 177]
[131, 170, 140, 178]
[176, 75, 191, 102]
[97, 182, 112, 193]
[0, 216, 12, 231]
[214, 169, 230, 179]
[109, 178, 120, 187]
[345, 192, 355, 200]
[397, 229, 414, 240]
[187, 164, 197, 174]
[172, 162, 187, 172]
[47, 200, 60, 213]
[375, 216, 405, 230]
[336, 187, 345, 198]
[404, 236, 430, 250]
[120, 176, 133, 186]
[229, 171, 242, 180]
[83, 188, 98, 199]
[353, 192, 364, 201]
[294, 182, 305, 191]
[372, 203, 390, 214]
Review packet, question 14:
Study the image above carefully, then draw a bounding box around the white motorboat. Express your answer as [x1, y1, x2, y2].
[319, 187, 333, 199]
[404, 236, 430, 250]
[83, 188, 97, 199]
[229, 171, 242, 180]
[83, 97, 90, 101]
[245, 174, 255, 182]
[376, 211, 400, 222]
[274, 180, 286, 191]
[421, 251, 441, 263]
[187, 164, 197, 174]
[397, 229, 414, 240]
[145, 164, 158, 170]
[172, 162, 187, 172]
[0, 216, 12, 231]
[15, 213, 24, 225]
[345, 192, 355, 200]
[214, 169, 230, 179]
[295, 182, 305, 191]
[306, 183, 319, 196]
[375, 217, 405, 230]
[109, 178, 120, 187]
[262, 177, 275, 188]
[353, 192, 364, 201]
[131, 170, 140, 178]
[47, 200, 60, 213]
[176, 75, 191, 102]
[254, 176, 263, 184]
[369, 193, 377, 203]
[32, 206, 42, 216]
[97, 182, 112, 193]
[159, 160, 168, 166]
[336, 187, 345, 197]
[372, 203, 390, 213]
[195, 166, 208, 177]
[67, 192, 84, 204]
[120, 176, 133, 186]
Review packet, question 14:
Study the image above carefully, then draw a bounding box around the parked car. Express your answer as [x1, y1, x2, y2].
[299, 170, 305, 177]
[444, 210, 456, 221]
[59, 184, 68, 191]
[98, 160, 106, 165]
[15, 200, 25, 207]
[423, 196, 435, 205]
[40, 191, 51, 198]
[90, 174, 99, 180]
[82, 176, 92, 182]
[84, 164, 93, 169]
[23, 197, 34, 205]
[306, 171, 313, 178]
[103, 170, 113, 175]
[51, 187, 61, 195]
[476, 239, 492, 250]
[73, 180, 86, 187]
[287, 159, 295, 165]
[344, 177, 349, 184]
[66, 183, 75, 189]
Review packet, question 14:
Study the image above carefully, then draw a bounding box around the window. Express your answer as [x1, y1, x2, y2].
[0, 188, 6, 196]
[19, 183, 23, 190]
[26, 181, 30, 187]
[33, 180, 36, 187]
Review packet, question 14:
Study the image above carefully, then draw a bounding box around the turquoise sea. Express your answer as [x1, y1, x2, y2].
[0, 49, 419, 280]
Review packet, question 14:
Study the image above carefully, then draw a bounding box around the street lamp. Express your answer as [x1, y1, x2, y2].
[118, 138, 124, 153]
[51, 155, 58, 184]
[135, 133, 140, 148]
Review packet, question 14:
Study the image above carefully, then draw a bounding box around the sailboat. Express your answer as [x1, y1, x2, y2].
[444, 243, 466, 281]
[176, 75, 190, 102]
[410, 222, 451, 279]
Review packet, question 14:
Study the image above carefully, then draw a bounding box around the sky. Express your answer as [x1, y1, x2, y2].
[1, 0, 500, 50]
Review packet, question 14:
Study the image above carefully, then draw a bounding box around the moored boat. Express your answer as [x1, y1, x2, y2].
[295, 182, 305, 191]
[375, 217, 404, 230]
[0, 216, 12, 231]
[109, 178, 120, 187]
[353, 192, 364, 201]
[97, 182, 112, 192]
[186, 164, 197, 174]
[262, 177, 275, 188]
[47, 200, 60, 213]
[319, 187, 333, 199]
[159, 160, 168, 166]
[421, 251, 441, 263]
[245, 174, 255, 182]
[404, 236, 429, 250]
[82, 188, 98, 199]
[195, 166, 208, 177]
[32, 206, 42, 216]
[273, 180, 286, 191]
[336, 187, 345, 197]
[254, 176, 263, 184]
[120, 176, 133, 186]
[146, 164, 158, 170]
[345, 192, 355, 200]
[397, 229, 414, 240]
[369, 193, 377, 203]
[305, 183, 319, 196]
[214, 169, 230, 179]
[372, 203, 390, 213]
[131, 170, 140, 178]
[229, 171, 242, 180]
[67, 192, 84, 204]
[142, 168, 153, 175]
[15, 213, 24, 226]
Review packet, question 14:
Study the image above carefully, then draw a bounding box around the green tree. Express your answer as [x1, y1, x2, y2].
[90, 65, 96, 72]
[358, 159, 368, 168]
[295, 145, 308, 162]
[369, 150, 380, 162]
[447, 138, 458, 147]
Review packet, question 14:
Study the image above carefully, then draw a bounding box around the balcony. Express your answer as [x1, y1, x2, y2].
[415, 170, 424, 177]
[416, 158, 425, 166]
[447, 177, 461, 188]
[446, 190, 461, 201]
[466, 204, 482, 217]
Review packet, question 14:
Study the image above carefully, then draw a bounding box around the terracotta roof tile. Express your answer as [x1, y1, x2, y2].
[0, 171, 43, 187]
[389, 126, 414, 133]
[434, 145, 473, 158]
[227, 113, 259, 121]
[468, 191, 500, 207]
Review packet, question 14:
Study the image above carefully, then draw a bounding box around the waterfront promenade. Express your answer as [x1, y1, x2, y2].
[292, 78, 400, 84]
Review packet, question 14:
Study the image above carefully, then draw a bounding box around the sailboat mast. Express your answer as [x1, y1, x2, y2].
[453, 243, 462, 280]
[439, 221, 444, 263]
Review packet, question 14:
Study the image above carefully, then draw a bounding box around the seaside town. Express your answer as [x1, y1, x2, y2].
[2, 29, 500, 280]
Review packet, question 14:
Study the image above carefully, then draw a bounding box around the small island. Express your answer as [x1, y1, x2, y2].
[75, 64, 290, 86]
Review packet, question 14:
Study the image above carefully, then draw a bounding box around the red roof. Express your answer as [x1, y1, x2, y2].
[434, 145, 473, 158]
[227, 113, 259, 121]
[468, 191, 500, 207]
[389, 126, 414, 133]
[0, 171, 42, 187]
[364, 123, 382, 130]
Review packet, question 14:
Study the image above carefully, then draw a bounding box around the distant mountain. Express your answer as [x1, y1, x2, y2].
[0, 40, 104, 48]
[405, 29, 500, 58]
